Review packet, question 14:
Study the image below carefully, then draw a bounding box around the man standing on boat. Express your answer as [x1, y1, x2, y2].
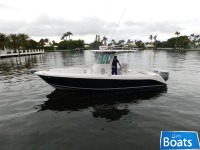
[112, 56, 121, 75]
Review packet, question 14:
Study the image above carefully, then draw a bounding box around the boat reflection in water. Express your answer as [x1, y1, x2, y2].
[39, 89, 167, 121]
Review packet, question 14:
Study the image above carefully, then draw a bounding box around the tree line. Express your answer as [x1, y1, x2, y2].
[0, 32, 84, 51]
[89, 32, 200, 49]
[0, 33, 39, 51]
[1, 31, 200, 51]
[153, 32, 200, 49]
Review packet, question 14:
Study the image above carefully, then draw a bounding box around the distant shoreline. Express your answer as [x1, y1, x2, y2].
[43, 48, 200, 52]
[148, 48, 200, 51]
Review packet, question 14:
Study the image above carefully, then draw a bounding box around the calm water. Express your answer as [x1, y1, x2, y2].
[0, 50, 200, 150]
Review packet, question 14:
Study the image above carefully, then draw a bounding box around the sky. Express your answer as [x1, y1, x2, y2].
[0, 0, 200, 43]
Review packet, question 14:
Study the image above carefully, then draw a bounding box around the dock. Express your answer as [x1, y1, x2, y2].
[0, 49, 44, 58]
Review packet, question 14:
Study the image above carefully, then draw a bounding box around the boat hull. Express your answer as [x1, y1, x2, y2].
[38, 75, 166, 91]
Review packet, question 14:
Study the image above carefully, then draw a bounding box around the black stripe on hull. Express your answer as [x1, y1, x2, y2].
[39, 75, 166, 91]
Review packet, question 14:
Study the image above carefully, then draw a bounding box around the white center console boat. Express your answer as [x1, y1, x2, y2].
[35, 49, 169, 91]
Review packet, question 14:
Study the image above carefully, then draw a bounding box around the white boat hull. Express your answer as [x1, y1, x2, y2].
[35, 68, 167, 91]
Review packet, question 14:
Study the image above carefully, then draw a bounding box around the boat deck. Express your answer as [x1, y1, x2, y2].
[36, 68, 161, 80]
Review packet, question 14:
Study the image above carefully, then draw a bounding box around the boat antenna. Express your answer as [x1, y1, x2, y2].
[109, 9, 126, 43]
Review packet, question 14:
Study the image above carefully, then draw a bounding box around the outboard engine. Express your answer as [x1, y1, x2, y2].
[153, 69, 169, 81]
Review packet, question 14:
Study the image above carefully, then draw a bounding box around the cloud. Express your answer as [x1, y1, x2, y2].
[0, 2, 20, 11]
[107, 20, 185, 42]
[0, 3, 10, 10]
[0, 14, 190, 42]
[123, 20, 183, 34]
[0, 20, 26, 33]
[0, 0, 200, 43]
[0, 15, 116, 37]
[98, 20, 183, 42]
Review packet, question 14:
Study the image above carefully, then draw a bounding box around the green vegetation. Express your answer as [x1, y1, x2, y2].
[1, 31, 200, 51]
[0, 33, 40, 51]
[135, 40, 145, 49]
[0, 32, 85, 51]
[58, 40, 84, 50]
[155, 36, 190, 49]
[89, 32, 198, 50]
[61, 31, 73, 41]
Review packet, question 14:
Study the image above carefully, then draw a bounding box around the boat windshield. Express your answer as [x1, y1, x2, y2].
[95, 53, 112, 64]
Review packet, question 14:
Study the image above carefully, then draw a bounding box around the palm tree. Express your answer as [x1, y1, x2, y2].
[97, 35, 100, 42]
[52, 40, 56, 46]
[9, 34, 18, 52]
[27, 39, 39, 49]
[149, 35, 153, 46]
[61, 32, 73, 49]
[197, 35, 200, 48]
[126, 39, 131, 44]
[61, 32, 69, 40]
[190, 33, 200, 49]
[44, 38, 49, 44]
[39, 39, 45, 48]
[18, 33, 29, 50]
[101, 36, 108, 45]
[190, 33, 195, 49]
[153, 35, 157, 49]
[111, 39, 116, 45]
[153, 35, 157, 41]
[175, 31, 180, 49]
[61, 31, 73, 41]
[95, 35, 98, 41]
[67, 31, 73, 40]
[0, 33, 8, 50]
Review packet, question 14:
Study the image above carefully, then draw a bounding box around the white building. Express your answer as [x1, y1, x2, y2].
[145, 44, 154, 49]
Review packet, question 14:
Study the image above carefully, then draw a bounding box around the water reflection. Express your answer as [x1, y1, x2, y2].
[39, 89, 166, 121]
[166, 50, 187, 62]
[0, 55, 43, 75]
[92, 105, 129, 121]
